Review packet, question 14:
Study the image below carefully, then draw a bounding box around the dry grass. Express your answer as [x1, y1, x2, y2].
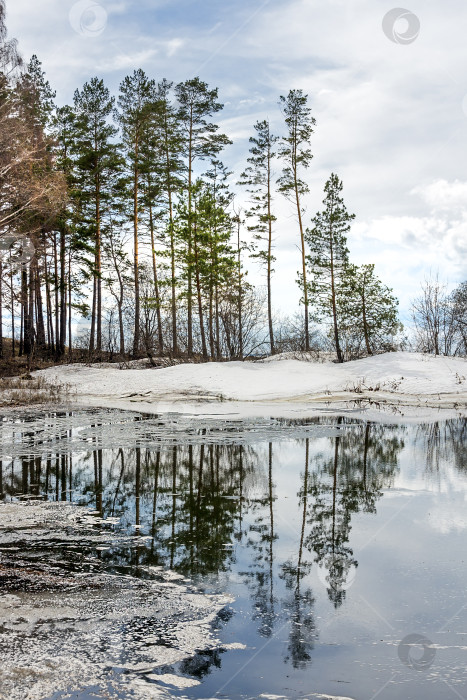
[0, 375, 71, 407]
[0, 340, 60, 378]
[344, 376, 404, 394]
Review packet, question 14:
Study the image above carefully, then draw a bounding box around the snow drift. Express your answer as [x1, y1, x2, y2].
[37, 352, 467, 416]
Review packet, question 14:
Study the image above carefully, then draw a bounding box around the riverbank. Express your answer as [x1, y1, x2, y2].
[34, 352, 467, 419]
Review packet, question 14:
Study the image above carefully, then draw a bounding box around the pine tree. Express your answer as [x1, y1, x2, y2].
[239, 119, 278, 355]
[232, 207, 248, 360]
[139, 96, 167, 356]
[339, 263, 401, 356]
[73, 77, 121, 354]
[306, 173, 354, 363]
[191, 181, 210, 360]
[117, 69, 156, 357]
[154, 79, 185, 355]
[19, 55, 55, 129]
[175, 173, 235, 360]
[205, 159, 234, 359]
[278, 89, 315, 351]
[52, 104, 85, 357]
[175, 77, 231, 355]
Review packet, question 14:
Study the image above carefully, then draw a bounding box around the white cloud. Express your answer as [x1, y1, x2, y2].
[412, 179, 467, 212]
[346, 181, 467, 319]
[166, 38, 184, 57]
[96, 48, 159, 72]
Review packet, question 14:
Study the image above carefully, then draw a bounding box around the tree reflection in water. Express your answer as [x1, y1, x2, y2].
[2, 412, 465, 678]
[306, 418, 404, 607]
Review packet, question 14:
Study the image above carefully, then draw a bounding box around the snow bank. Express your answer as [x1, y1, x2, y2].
[37, 352, 467, 416]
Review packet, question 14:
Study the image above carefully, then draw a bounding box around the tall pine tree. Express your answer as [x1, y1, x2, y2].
[155, 79, 185, 355]
[278, 90, 315, 351]
[175, 77, 230, 355]
[205, 159, 234, 359]
[73, 77, 121, 353]
[239, 119, 278, 355]
[117, 69, 156, 356]
[306, 173, 354, 363]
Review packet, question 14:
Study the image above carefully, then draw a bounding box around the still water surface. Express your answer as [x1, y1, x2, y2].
[1, 409, 467, 699]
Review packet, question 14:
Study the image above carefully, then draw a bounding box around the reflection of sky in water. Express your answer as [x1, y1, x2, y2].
[1, 411, 467, 700]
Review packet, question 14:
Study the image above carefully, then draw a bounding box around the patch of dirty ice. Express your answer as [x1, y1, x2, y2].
[0, 502, 233, 700]
[0, 408, 342, 460]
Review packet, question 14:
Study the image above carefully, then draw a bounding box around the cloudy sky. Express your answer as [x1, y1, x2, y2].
[6, 0, 467, 323]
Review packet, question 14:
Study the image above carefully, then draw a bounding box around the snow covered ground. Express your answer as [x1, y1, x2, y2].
[37, 352, 467, 420]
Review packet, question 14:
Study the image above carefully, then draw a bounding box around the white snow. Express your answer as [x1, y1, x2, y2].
[38, 352, 467, 418]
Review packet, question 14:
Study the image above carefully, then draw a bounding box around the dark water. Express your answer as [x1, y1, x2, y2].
[1, 409, 467, 700]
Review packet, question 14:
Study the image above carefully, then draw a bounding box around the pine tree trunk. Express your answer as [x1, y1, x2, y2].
[114, 255, 125, 357]
[133, 149, 140, 357]
[89, 276, 96, 354]
[118, 300, 125, 357]
[187, 116, 193, 356]
[163, 115, 177, 355]
[53, 233, 59, 353]
[237, 220, 243, 360]
[27, 261, 35, 370]
[193, 223, 208, 361]
[68, 250, 73, 358]
[329, 232, 343, 364]
[169, 212, 177, 355]
[362, 293, 372, 355]
[149, 202, 164, 353]
[294, 178, 309, 351]
[215, 283, 221, 360]
[267, 150, 275, 355]
[96, 185, 102, 354]
[19, 297, 23, 357]
[22, 267, 31, 357]
[208, 239, 215, 359]
[10, 266, 15, 357]
[209, 273, 215, 360]
[59, 228, 67, 357]
[35, 258, 45, 351]
[331, 283, 342, 363]
[45, 254, 54, 353]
